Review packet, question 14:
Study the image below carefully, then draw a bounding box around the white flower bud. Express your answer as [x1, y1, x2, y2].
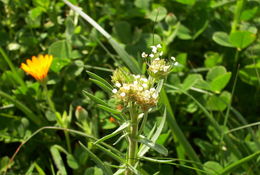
[141, 52, 148, 58]
[120, 92, 126, 97]
[154, 58, 160, 61]
[112, 89, 118, 93]
[151, 46, 157, 53]
[142, 83, 148, 88]
[149, 54, 154, 58]
[141, 78, 148, 82]
[115, 82, 121, 87]
[171, 56, 176, 61]
[156, 44, 162, 48]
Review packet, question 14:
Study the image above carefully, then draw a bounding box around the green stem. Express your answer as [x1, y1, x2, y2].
[126, 104, 138, 175]
[42, 81, 72, 153]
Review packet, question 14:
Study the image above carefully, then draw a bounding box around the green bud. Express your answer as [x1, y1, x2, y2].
[165, 13, 177, 26]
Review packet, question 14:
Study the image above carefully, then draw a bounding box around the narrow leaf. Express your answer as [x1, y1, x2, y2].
[90, 78, 112, 94]
[79, 141, 113, 175]
[97, 104, 122, 115]
[138, 136, 168, 156]
[86, 71, 113, 89]
[83, 90, 108, 107]
[94, 122, 129, 144]
[138, 108, 166, 157]
[50, 146, 67, 175]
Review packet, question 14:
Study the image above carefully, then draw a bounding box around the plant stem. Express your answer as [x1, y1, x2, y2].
[126, 104, 138, 175]
[42, 81, 72, 153]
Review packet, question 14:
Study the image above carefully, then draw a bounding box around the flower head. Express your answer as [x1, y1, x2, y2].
[21, 54, 53, 81]
[111, 71, 158, 111]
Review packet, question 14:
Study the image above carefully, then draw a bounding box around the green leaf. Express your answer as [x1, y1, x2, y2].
[206, 66, 231, 93]
[84, 167, 103, 175]
[50, 146, 67, 175]
[138, 108, 167, 157]
[176, 24, 192, 40]
[48, 40, 72, 59]
[94, 122, 129, 144]
[90, 79, 112, 94]
[113, 21, 132, 44]
[206, 91, 231, 111]
[204, 51, 223, 68]
[66, 154, 79, 169]
[239, 62, 260, 86]
[203, 161, 223, 175]
[83, 90, 108, 107]
[79, 142, 113, 175]
[138, 136, 168, 156]
[212, 32, 233, 47]
[50, 57, 71, 73]
[175, 0, 196, 5]
[210, 72, 231, 93]
[182, 74, 203, 91]
[86, 71, 113, 89]
[241, 7, 258, 21]
[147, 6, 167, 22]
[97, 104, 122, 115]
[229, 31, 256, 49]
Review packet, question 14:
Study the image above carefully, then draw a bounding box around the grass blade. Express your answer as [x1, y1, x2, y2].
[220, 151, 260, 175]
[160, 87, 203, 175]
[0, 90, 43, 126]
[0, 47, 25, 87]
[63, 0, 141, 74]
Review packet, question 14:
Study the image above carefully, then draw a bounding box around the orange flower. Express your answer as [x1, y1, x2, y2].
[21, 54, 53, 81]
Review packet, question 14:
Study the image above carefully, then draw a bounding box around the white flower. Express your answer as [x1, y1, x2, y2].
[142, 83, 148, 88]
[152, 93, 158, 99]
[138, 87, 144, 91]
[112, 89, 118, 93]
[141, 52, 148, 58]
[174, 62, 179, 66]
[159, 51, 163, 56]
[154, 58, 160, 61]
[151, 46, 157, 53]
[134, 75, 141, 79]
[150, 88, 156, 92]
[134, 81, 138, 85]
[149, 54, 154, 58]
[123, 85, 130, 90]
[163, 65, 170, 72]
[156, 44, 162, 48]
[115, 82, 121, 87]
[141, 78, 148, 82]
[120, 92, 126, 97]
[171, 56, 176, 61]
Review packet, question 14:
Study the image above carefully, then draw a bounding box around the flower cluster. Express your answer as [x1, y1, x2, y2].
[142, 44, 178, 79]
[111, 71, 158, 111]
